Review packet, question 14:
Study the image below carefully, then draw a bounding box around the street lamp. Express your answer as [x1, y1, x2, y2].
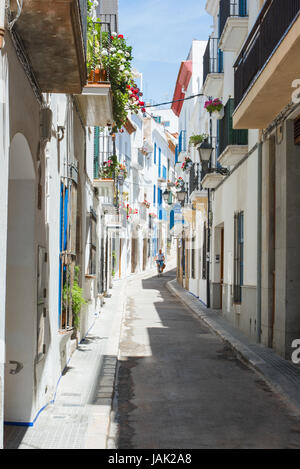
[176, 187, 187, 207]
[197, 139, 213, 165]
[163, 188, 170, 204]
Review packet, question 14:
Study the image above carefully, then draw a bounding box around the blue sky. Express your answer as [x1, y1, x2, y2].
[119, 0, 212, 106]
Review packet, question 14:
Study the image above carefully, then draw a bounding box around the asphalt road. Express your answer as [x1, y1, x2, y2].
[109, 269, 300, 449]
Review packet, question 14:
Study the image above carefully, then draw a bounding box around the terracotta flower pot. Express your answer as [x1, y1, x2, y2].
[88, 68, 107, 84]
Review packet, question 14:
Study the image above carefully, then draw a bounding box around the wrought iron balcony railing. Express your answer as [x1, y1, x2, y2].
[234, 0, 300, 110]
[219, 0, 248, 38]
[94, 129, 114, 179]
[218, 98, 248, 156]
[189, 163, 202, 196]
[203, 37, 223, 85]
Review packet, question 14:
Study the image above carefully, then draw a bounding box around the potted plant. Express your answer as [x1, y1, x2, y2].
[181, 156, 193, 172]
[189, 133, 209, 147]
[204, 98, 224, 119]
[175, 177, 184, 189]
[62, 266, 87, 340]
[87, 3, 146, 132]
[98, 155, 128, 180]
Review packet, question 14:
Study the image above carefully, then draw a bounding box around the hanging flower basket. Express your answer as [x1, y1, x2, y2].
[189, 133, 209, 147]
[175, 177, 184, 189]
[181, 156, 193, 172]
[204, 98, 224, 116]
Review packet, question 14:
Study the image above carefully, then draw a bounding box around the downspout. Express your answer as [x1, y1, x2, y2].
[257, 140, 263, 343]
[0, 0, 5, 49]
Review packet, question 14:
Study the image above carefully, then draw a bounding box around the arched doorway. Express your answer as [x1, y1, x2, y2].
[4, 133, 36, 424]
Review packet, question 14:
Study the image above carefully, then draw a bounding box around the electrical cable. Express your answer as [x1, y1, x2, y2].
[144, 93, 204, 109]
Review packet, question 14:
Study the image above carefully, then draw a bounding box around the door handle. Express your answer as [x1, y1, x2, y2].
[9, 361, 23, 375]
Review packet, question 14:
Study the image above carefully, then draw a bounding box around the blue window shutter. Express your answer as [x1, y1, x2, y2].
[163, 166, 167, 180]
[179, 132, 182, 153]
[170, 210, 174, 230]
[218, 49, 223, 73]
[153, 184, 156, 204]
[175, 145, 179, 164]
[239, 0, 247, 16]
[154, 143, 157, 164]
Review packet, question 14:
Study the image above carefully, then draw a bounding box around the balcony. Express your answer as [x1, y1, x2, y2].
[93, 132, 114, 179]
[74, 20, 114, 126]
[218, 98, 248, 167]
[188, 163, 202, 198]
[94, 178, 115, 210]
[203, 37, 224, 98]
[10, 0, 87, 93]
[201, 171, 225, 189]
[233, 0, 300, 129]
[219, 0, 248, 53]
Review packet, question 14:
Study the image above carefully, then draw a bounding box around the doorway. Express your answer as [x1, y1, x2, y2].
[4, 133, 36, 424]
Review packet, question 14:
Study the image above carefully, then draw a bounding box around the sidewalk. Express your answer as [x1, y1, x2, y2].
[167, 279, 300, 417]
[4, 275, 128, 449]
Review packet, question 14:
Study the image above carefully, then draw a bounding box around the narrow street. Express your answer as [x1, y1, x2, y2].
[108, 269, 300, 449]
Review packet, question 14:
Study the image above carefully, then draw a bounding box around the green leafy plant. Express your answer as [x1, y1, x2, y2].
[87, 2, 145, 132]
[98, 154, 128, 180]
[63, 266, 87, 332]
[189, 134, 209, 147]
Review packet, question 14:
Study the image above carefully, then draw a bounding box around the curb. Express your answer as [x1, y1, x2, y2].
[166, 279, 300, 417]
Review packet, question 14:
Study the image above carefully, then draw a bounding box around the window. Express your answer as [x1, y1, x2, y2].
[234, 211, 244, 303]
[154, 143, 157, 164]
[163, 165, 167, 180]
[153, 184, 156, 205]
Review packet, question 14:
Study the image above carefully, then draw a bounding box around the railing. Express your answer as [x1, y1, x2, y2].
[203, 37, 223, 85]
[99, 14, 118, 34]
[88, 20, 112, 83]
[189, 163, 202, 195]
[219, 0, 248, 38]
[218, 98, 248, 156]
[234, 0, 300, 109]
[94, 129, 114, 179]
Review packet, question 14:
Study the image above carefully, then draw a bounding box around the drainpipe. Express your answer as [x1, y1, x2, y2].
[0, 0, 5, 49]
[257, 140, 263, 343]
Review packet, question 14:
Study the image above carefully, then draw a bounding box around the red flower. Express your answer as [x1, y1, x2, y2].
[142, 108, 146, 113]
[118, 34, 124, 39]
[139, 101, 145, 106]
